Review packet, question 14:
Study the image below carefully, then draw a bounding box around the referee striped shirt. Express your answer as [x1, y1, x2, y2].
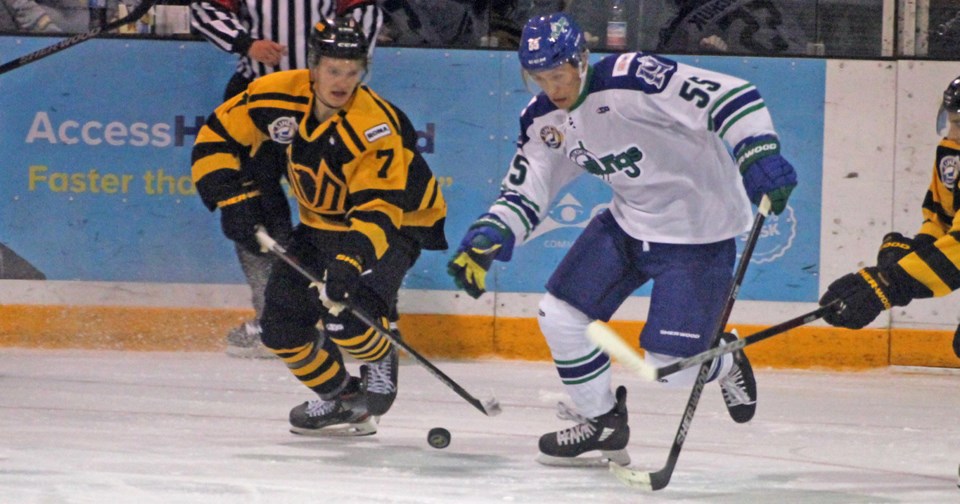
[191, 0, 383, 79]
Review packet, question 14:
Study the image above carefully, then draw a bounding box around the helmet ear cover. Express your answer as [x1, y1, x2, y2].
[308, 17, 369, 68]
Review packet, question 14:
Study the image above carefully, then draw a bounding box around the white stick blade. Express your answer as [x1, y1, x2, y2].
[609, 462, 654, 490]
[586, 321, 657, 381]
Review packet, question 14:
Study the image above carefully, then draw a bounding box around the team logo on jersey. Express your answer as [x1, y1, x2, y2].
[268, 116, 297, 144]
[635, 55, 676, 91]
[540, 125, 563, 149]
[364, 123, 391, 143]
[939, 155, 960, 190]
[569, 141, 643, 178]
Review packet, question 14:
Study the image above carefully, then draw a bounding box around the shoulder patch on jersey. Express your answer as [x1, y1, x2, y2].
[612, 53, 634, 77]
[635, 54, 676, 91]
[268, 116, 297, 144]
[939, 154, 960, 190]
[364, 123, 391, 143]
[540, 125, 563, 149]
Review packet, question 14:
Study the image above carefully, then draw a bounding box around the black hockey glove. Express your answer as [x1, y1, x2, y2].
[218, 187, 264, 255]
[876, 232, 935, 267]
[324, 253, 364, 304]
[819, 266, 913, 329]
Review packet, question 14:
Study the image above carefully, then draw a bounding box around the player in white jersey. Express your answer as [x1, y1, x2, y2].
[447, 12, 797, 466]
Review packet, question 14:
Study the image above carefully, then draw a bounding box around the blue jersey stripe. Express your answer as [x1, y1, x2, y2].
[712, 88, 762, 133]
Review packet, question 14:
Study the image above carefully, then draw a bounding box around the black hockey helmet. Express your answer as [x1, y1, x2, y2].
[943, 76, 960, 113]
[937, 75, 960, 136]
[308, 17, 368, 67]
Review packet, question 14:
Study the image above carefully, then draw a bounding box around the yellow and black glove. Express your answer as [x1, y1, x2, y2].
[324, 253, 363, 303]
[818, 266, 913, 329]
[876, 231, 935, 267]
[447, 214, 514, 299]
[217, 182, 264, 254]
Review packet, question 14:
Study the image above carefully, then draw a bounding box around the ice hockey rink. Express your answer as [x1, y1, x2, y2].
[1, 348, 957, 504]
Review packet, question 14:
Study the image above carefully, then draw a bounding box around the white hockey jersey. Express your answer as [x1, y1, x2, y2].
[490, 52, 779, 247]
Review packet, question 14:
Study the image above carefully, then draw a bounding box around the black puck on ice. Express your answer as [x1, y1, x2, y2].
[427, 427, 451, 449]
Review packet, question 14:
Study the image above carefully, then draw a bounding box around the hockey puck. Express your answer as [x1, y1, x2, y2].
[427, 427, 451, 449]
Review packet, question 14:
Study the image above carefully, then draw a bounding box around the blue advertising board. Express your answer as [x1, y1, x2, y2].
[0, 38, 823, 301]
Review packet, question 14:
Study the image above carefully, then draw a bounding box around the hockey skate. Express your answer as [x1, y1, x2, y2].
[361, 346, 398, 416]
[718, 331, 757, 423]
[225, 320, 276, 359]
[289, 377, 376, 436]
[537, 385, 630, 467]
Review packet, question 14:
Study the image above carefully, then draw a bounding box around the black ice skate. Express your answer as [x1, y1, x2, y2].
[537, 385, 630, 467]
[361, 346, 398, 416]
[225, 320, 275, 359]
[289, 377, 376, 436]
[718, 331, 757, 423]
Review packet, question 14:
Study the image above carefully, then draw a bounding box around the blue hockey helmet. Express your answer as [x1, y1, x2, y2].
[518, 13, 586, 72]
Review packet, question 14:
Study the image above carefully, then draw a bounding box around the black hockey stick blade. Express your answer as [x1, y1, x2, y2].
[0, 0, 159, 76]
[254, 228, 502, 417]
[609, 196, 771, 491]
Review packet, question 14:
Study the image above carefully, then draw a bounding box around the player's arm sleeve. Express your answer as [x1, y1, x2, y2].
[486, 119, 580, 246]
[190, 0, 254, 56]
[191, 92, 263, 211]
[894, 152, 960, 297]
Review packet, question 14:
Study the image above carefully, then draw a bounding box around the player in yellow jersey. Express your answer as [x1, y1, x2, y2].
[820, 75, 960, 361]
[192, 18, 447, 435]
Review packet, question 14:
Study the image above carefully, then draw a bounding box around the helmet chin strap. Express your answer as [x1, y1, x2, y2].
[576, 49, 590, 96]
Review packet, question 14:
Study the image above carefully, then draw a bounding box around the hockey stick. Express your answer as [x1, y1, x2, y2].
[255, 228, 503, 417]
[0, 0, 159, 76]
[602, 195, 771, 491]
[588, 302, 840, 382]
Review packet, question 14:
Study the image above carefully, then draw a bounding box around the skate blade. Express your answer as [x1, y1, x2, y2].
[536, 449, 630, 467]
[290, 417, 378, 437]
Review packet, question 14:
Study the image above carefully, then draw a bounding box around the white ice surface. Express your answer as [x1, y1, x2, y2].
[0, 349, 957, 503]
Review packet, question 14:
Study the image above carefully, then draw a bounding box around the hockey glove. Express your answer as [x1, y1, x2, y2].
[736, 136, 797, 215]
[218, 185, 264, 255]
[447, 214, 515, 299]
[876, 232, 935, 267]
[818, 266, 913, 329]
[324, 253, 364, 304]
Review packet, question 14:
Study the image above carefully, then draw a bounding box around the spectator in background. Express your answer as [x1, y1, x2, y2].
[190, 0, 383, 358]
[657, 0, 810, 55]
[0, 0, 61, 32]
[379, 0, 489, 47]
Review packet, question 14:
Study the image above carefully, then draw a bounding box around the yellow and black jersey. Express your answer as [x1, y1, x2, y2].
[192, 69, 447, 263]
[896, 138, 960, 298]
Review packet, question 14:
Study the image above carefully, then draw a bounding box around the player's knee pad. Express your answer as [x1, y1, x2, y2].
[644, 350, 732, 388]
[538, 293, 594, 356]
[321, 312, 393, 363]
